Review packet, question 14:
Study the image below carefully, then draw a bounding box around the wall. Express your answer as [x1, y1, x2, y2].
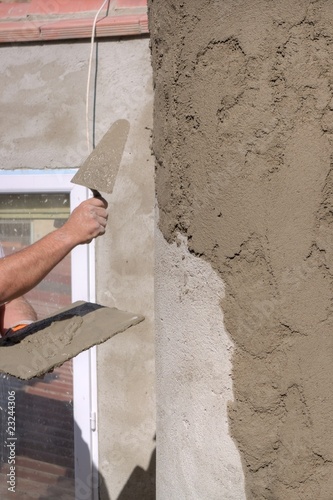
[0, 38, 155, 498]
[149, 0, 333, 498]
[155, 229, 245, 500]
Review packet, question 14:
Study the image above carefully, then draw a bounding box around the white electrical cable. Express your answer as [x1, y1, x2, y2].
[86, 0, 108, 154]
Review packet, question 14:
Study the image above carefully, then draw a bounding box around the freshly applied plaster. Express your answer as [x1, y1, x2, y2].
[149, 0, 333, 497]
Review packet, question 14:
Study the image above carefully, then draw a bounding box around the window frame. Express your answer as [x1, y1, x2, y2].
[0, 169, 99, 500]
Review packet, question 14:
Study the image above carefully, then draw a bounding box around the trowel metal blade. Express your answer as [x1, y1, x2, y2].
[71, 119, 130, 194]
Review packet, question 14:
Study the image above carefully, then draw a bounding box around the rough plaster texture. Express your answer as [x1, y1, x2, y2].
[149, 0, 333, 498]
[155, 229, 245, 500]
[0, 38, 155, 498]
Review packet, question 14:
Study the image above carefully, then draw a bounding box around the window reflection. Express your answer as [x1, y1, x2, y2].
[0, 192, 75, 499]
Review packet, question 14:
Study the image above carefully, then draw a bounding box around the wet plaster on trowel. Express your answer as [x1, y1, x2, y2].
[0, 302, 143, 380]
[149, 0, 333, 498]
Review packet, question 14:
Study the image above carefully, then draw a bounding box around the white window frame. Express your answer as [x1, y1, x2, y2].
[0, 169, 99, 500]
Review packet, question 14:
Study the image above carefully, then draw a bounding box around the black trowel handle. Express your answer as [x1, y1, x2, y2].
[91, 189, 102, 198]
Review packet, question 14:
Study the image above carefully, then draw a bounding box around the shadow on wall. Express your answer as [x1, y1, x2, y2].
[44, 418, 156, 500]
[99, 448, 156, 500]
[41, 430, 157, 500]
[116, 447, 156, 500]
[0, 373, 156, 499]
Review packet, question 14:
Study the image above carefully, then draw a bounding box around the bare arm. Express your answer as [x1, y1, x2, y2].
[2, 296, 37, 332]
[0, 197, 108, 304]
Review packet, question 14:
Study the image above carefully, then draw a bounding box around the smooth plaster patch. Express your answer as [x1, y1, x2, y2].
[155, 229, 245, 500]
[0, 301, 144, 380]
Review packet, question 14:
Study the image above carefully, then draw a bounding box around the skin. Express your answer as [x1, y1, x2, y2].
[1, 296, 37, 331]
[0, 196, 108, 334]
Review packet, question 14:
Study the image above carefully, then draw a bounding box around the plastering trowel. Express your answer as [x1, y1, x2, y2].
[0, 301, 144, 380]
[71, 119, 130, 195]
[0, 119, 145, 380]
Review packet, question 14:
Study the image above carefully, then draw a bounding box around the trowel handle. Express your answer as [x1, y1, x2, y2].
[91, 189, 102, 198]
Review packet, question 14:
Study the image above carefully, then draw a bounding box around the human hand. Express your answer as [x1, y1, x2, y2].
[61, 197, 109, 245]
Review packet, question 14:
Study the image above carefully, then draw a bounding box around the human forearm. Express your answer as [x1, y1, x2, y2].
[0, 196, 108, 304]
[0, 228, 76, 304]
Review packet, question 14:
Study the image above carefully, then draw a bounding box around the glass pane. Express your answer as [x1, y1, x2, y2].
[0, 193, 75, 499]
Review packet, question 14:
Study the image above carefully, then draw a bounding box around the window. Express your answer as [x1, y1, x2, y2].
[0, 170, 98, 499]
[0, 192, 71, 316]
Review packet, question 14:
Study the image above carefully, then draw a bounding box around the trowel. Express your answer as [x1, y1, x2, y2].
[0, 119, 139, 380]
[0, 301, 144, 380]
[71, 119, 130, 196]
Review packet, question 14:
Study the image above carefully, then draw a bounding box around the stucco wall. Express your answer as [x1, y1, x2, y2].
[155, 229, 245, 500]
[149, 0, 333, 498]
[0, 38, 155, 499]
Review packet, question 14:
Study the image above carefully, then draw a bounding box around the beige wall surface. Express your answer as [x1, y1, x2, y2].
[0, 38, 155, 499]
[149, 0, 333, 498]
